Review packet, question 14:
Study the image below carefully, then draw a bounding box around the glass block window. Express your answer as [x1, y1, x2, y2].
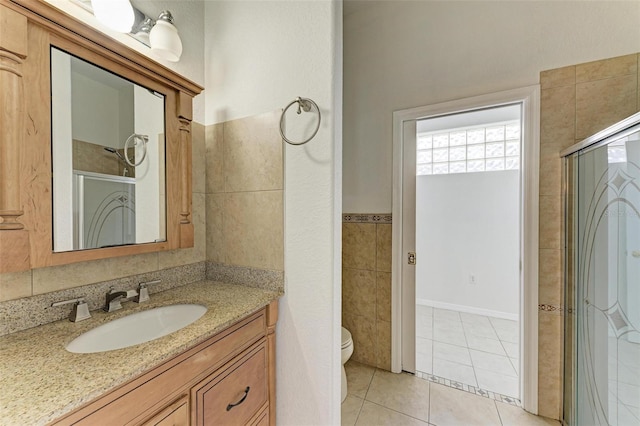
[607, 139, 627, 164]
[417, 120, 521, 175]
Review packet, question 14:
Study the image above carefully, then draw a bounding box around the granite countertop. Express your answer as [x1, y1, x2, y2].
[0, 280, 282, 426]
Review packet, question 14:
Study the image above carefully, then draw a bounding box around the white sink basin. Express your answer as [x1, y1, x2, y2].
[66, 304, 207, 353]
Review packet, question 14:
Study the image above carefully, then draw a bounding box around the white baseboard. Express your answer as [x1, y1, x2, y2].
[416, 298, 519, 321]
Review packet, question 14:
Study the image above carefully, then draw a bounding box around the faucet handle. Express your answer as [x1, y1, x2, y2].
[51, 297, 91, 322]
[134, 280, 161, 303]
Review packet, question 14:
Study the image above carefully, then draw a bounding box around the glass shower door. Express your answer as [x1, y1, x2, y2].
[569, 126, 640, 425]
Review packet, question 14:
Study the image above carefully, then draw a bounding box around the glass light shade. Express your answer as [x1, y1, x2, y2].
[91, 0, 135, 33]
[149, 16, 182, 62]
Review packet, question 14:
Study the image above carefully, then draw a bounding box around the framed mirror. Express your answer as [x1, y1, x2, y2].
[0, 0, 203, 272]
[51, 47, 167, 252]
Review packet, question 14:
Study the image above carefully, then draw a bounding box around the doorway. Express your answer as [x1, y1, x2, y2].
[391, 86, 540, 412]
[414, 105, 522, 400]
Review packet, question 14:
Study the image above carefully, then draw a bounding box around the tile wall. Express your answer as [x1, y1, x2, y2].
[342, 214, 393, 370]
[538, 53, 640, 419]
[205, 111, 284, 278]
[0, 123, 207, 302]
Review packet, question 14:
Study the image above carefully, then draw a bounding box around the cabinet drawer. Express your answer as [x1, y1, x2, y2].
[56, 310, 266, 426]
[193, 342, 268, 426]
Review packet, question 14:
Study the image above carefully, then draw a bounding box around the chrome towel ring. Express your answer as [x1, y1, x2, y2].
[279, 97, 321, 145]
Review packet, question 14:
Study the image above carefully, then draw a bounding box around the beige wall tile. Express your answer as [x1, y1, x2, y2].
[376, 224, 392, 272]
[343, 268, 376, 319]
[540, 66, 575, 90]
[191, 122, 206, 194]
[376, 271, 391, 322]
[343, 313, 377, 367]
[223, 111, 283, 192]
[540, 85, 575, 145]
[539, 155, 562, 197]
[343, 223, 376, 270]
[223, 191, 284, 271]
[539, 249, 562, 307]
[576, 74, 638, 139]
[206, 193, 224, 263]
[32, 253, 159, 295]
[376, 320, 391, 371]
[539, 195, 562, 250]
[158, 193, 206, 269]
[205, 123, 224, 194]
[538, 311, 563, 420]
[575, 54, 637, 83]
[0, 270, 32, 301]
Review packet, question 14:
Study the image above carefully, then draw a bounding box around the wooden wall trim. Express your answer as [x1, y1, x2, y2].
[266, 301, 278, 426]
[0, 4, 27, 231]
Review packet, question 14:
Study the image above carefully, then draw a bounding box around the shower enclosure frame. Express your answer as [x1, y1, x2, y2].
[561, 111, 640, 426]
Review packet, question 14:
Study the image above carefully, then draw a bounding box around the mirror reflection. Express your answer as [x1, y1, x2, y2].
[51, 47, 166, 252]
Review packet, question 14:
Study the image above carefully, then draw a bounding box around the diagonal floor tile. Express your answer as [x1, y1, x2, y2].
[495, 401, 559, 425]
[433, 341, 472, 366]
[475, 368, 519, 398]
[433, 358, 477, 387]
[346, 360, 376, 399]
[416, 337, 433, 374]
[365, 370, 430, 422]
[466, 334, 507, 356]
[470, 349, 517, 376]
[429, 382, 502, 426]
[342, 395, 364, 426]
[356, 401, 430, 426]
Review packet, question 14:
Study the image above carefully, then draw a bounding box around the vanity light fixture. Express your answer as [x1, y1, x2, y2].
[149, 11, 183, 62]
[91, 0, 135, 33]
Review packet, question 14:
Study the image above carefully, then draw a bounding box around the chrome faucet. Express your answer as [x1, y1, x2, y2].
[103, 288, 137, 312]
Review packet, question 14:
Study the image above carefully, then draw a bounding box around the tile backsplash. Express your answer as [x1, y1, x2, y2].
[0, 262, 205, 336]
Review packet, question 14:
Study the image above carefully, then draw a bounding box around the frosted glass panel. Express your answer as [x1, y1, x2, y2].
[566, 125, 640, 426]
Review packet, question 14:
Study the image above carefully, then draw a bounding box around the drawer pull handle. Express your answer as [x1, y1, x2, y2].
[226, 386, 250, 411]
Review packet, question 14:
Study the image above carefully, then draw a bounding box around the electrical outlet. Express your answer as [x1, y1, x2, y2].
[469, 275, 477, 285]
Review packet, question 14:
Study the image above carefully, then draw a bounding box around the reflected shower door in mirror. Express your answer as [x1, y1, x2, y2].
[51, 47, 166, 252]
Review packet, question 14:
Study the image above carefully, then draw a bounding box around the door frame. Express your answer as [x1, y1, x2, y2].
[391, 85, 540, 413]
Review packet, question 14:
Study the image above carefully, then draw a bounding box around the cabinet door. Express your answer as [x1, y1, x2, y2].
[139, 395, 189, 426]
[192, 342, 267, 426]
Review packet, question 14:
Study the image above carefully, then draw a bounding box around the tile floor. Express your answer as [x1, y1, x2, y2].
[607, 337, 640, 424]
[342, 361, 558, 426]
[416, 305, 520, 399]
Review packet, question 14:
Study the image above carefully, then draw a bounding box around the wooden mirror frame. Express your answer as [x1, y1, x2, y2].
[0, 0, 203, 272]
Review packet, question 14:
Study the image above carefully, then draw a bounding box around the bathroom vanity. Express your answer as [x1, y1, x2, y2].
[0, 281, 280, 425]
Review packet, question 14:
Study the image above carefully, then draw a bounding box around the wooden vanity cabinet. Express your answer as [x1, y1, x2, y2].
[52, 301, 277, 426]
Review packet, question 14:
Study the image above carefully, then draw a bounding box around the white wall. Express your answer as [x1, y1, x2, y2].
[204, 1, 342, 424]
[51, 49, 74, 252]
[134, 86, 164, 243]
[416, 171, 519, 317]
[343, 1, 640, 213]
[71, 71, 128, 147]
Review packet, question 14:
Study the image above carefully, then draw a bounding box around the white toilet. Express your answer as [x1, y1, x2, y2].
[341, 327, 354, 402]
